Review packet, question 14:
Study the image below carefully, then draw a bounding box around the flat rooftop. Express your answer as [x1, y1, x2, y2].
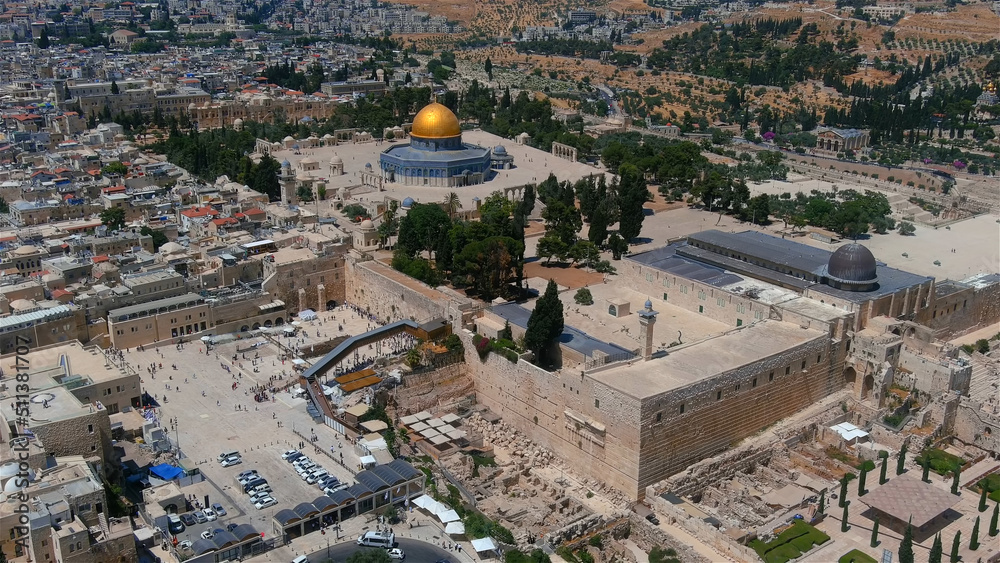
[590, 321, 825, 399]
[108, 292, 204, 319]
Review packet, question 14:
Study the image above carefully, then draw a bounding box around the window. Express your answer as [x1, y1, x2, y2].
[717, 298, 725, 307]
[698, 291, 706, 301]
[818, 354, 822, 363]
[752, 377, 757, 388]
[785, 366, 790, 375]
[678, 404, 684, 415]
[769, 371, 774, 382]
[698, 305, 704, 313]
[657, 411, 663, 421]
[663, 292, 668, 301]
[801, 360, 807, 370]
[645, 273, 654, 282]
[736, 319, 743, 327]
[735, 384, 740, 392]
[716, 390, 722, 401]
[594, 399, 600, 408]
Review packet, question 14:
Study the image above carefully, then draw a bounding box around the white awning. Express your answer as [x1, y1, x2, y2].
[445, 522, 466, 535]
[471, 537, 498, 552]
[438, 509, 460, 523]
[830, 422, 869, 442]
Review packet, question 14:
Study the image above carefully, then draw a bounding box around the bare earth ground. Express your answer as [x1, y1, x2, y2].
[523, 260, 605, 289]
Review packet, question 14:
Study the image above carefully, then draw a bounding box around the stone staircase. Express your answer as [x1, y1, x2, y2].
[965, 353, 998, 410]
[97, 511, 111, 539]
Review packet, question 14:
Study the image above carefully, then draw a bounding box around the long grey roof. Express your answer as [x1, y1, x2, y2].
[492, 303, 635, 359]
[108, 292, 204, 320]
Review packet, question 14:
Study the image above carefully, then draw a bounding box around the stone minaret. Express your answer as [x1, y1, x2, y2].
[638, 298, 658, 361]
[279, 159, 297, 206]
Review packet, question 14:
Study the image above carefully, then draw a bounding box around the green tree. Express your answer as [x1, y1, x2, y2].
[617, 164, 647, 242]
[397, 203, 452, 262]
[36, 26, 51, 49]
[897, 443, 908, 475]
[607, 232, 628, 260]
[839, 473, 854, 507]
[524, 280, 564, 366]
[110, 79, 120, 95]
[296, 184, 314, 202]
[574, 287, 593, 305]
[949, 530, 960, 563]
[101, 161, 128, 176]
[485, 57, 494, 80]
[951, 463, 961, 494]
[444, 191, 462, 219]
[858, 460, 875, 496]
[648, 546, 681, 563]
[921, 455, 931, 483]
[870, 514, 880, 547]
[140, 226, 168, 251]
[970, 516, 980, 550]
[841, 500, 850, 532]
[899, 519, 914, 563]
[818, 489, 826, 514]
[898, 221, 916, 235]
[979, 484, 989, 512]
[249, 154, 281, 200]
[99, 207, 126, 231]
[346, 549, 392, 563]
[989, 502, 999, 537]
[929, 533, 943, 563]
[879, 451, 889, 484]
[0, 197, 8, 214]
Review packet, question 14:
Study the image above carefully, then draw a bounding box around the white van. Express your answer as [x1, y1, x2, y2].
[356, 531, 394, 547]
[217, 450, 240, 463]
[291, 556, 310, 563]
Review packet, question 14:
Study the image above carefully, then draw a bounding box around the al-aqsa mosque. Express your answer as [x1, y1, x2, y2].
[379, 102, 504, 187]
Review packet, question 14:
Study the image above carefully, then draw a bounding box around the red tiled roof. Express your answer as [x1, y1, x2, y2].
[92, 255, 110, 263]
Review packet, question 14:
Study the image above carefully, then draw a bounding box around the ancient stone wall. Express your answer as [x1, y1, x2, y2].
[625, 513, 712, 563]
[345, 257, 471, 325]
[394, 363, 474, 415]
[636, 332, 839, 496]
[919, 281, 1000, 338]
[953, 398, 1000, 453]
[32, 410, 113, 471]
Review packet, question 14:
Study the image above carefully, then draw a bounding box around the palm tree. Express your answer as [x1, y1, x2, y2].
[444, 192, 462, 220]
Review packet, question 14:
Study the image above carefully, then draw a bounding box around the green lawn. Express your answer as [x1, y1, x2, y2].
[839, 549, 879, 563]
[978, 473, 1000, 502]
[749, 521, 831, 563]
[921, 448, 964, 475]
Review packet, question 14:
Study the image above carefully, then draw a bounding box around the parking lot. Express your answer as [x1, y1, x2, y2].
[127, 308, 378, 547]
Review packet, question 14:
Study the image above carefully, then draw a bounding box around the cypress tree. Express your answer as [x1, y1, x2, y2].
[818, 489, 826, 514]
[841, 500, 850, 533]
[928, 533, 942, 563]
[870, 515, 879, 547]
[979, 485, 989, 512]
[951, 464, 961, 495]
[990, 502, 999, 537]
[922, 456, 931, 483]
[839, 474, 851, 508]
[859, 460, 873, 496]
[524, 279, 564, 366]
[899, 519, 914, 563]
[949, 530, 961, 563]
[879, 451, 888, 485]
[897, 442, 908, 475]
[969, 516, 980, 550]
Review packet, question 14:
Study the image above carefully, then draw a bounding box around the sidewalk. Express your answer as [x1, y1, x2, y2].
[248, 508, 485, 562]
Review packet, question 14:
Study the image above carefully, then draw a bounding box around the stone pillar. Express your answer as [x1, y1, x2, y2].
[298, 288, 307, 313]
[317, 284, 326, 310]
[638, 298, 658, 361]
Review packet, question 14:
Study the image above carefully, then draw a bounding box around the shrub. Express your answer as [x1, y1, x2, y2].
[574, 288, 594, 305]
[588, 534, 603, 548]
[838, 549, 879, 563]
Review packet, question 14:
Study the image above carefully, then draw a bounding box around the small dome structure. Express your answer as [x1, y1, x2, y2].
[402, 197, 415, 208]
[13, 245, 37, 256]
[825, 243, 878, 291]
[282, 135, 295, 143]
[493, 145, 507, 155]
[159, 242, 184, 254]
[644, 298, 653, 310]
[330, 155, 343, 165]
[281, 159, 291, 168]
[359, 219, 375, 230]
[300, 156, 317, 165]
[233, 118, 244, 130]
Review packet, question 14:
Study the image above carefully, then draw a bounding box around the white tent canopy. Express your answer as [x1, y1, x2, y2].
[445, 522, 466, 535]
[438, 509, 460, 523]
[412, 495, 449, 515]
[471, 537, 498, 552]
[299, 309, 317, 320]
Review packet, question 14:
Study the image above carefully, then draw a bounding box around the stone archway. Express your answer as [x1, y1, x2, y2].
[862, 374, 875, 399]
[264, 320, 273, 328]
[844, 366, 857, 388]
[891, 327, 902, 336]
[326, 300, 338, 310]
[252, 322, 261, 330]
[240, 325, 249, 332]
[275, 317, 284, 326]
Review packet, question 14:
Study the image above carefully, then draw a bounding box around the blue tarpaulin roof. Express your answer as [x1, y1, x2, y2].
[150, 463, 183, 481]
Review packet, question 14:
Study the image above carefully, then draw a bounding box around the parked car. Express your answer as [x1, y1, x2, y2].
[387, 548, 405, 560]
[221, 456, 242, 467]
[167, 514, 185, 534]
[645, 513, 660, 525]
[317, 476, 339, 489]
[249, 490, 272, 503]
[226, 523, 239, 532]
[211, 503, 227, 517]
[200, 530, 214, 540]
[180, 513, 196, 527]
[193, 511, 207, 524]
[203, 508, 217, 521]
[325, 482, 350, 495]
[254, 496, 277, 509]
[178, 540, 193, 550]
[285, 452, 304, 463]
[281, 449, 299, 460]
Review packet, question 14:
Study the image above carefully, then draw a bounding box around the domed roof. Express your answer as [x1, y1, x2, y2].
[300, 156, 317, 165]
[493, 145, 507, 155]
[281, 159, 291, 168]
[233, 118, 244, 125]
[160, 242, 184, 254]
[359, 219, 374, 230]
[330, 155, 343, 164]
[13, 245, 37, 256]
[411, 102, 461, 139]
[402, 197, 415, 208]
[644, 298, 653, 310]
[827, 243, 878, 284]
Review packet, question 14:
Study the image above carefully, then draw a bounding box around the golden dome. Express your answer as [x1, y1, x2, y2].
[410, 102, 461, 139]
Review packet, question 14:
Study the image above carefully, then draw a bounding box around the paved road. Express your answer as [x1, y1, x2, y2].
[304, 536, 459, 562]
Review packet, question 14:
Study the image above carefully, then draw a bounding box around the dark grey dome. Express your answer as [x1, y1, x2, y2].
[828, 243, 877, 283]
